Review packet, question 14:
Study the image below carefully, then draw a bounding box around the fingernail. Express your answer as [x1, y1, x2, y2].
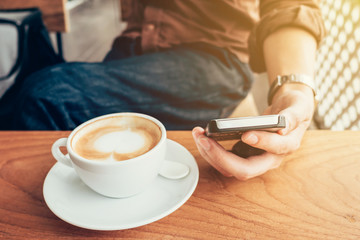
[198, 137, 211, 151]
[192, 129, 197, 139]
[244, 134, 258, 144]
[192, 127, 202, 138]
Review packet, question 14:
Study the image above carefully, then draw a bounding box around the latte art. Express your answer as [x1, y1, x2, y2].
[71, 116, 162, 161]
[94, 130, 146, 154]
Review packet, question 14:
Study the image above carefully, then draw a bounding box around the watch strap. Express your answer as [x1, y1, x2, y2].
[267, 74, 317, 105]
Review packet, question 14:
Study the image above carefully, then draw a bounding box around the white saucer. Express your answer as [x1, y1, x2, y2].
[43, 139, 199, 230]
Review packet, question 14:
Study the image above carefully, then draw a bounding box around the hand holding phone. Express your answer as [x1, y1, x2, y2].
[205, 115, 286, 141]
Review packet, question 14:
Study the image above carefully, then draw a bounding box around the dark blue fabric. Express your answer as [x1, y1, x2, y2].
[1, 38, 253, 130]
[0, 8, 64, 128]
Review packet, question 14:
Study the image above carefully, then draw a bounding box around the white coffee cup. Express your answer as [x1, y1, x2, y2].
[51, 112, 167, 198]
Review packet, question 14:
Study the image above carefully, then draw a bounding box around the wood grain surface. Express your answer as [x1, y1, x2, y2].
[0, 130, 360, 239]
[0, 0, 69, 32]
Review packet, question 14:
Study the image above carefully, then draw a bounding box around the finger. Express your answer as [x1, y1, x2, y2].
[192, 126, 205, 140]
[192, 127, 233, 176]
[241, 152, 283, 179]
[192, 127, 283, 180]
[241, 123, 307, 155]
[203, 145, 283, 181]
[277, 109, 300, 135]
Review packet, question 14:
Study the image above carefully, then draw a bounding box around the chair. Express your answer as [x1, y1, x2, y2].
[0, 0, 69, 58]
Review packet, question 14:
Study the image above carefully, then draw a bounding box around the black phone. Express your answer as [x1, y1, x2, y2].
[205, 115, 286, 141]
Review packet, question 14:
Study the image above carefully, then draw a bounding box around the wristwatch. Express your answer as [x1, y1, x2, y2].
[267, 74, 318, 105]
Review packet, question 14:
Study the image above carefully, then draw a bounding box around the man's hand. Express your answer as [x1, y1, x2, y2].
[192, 86, 314, 181]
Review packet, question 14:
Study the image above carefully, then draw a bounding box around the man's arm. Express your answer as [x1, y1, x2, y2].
[192, 1, 324, 180]
[191, 27, 318, 180]
[264, 27, 317, 113]
[237, 27, 318, 169]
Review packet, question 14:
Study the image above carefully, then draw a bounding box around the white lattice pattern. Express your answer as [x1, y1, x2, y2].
[314, 0, 360, 130]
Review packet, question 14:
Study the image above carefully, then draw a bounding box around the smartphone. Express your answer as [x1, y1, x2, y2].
[205, 115, 286, 141]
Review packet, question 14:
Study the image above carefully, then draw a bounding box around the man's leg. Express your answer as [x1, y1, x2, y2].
[10, 44, 253, 130]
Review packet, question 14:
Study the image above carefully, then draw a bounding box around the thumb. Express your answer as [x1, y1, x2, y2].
[278, 109, 299, 135]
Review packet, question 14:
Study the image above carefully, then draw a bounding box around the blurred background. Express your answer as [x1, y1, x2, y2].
[55, 0, 125, 62]
[60, 0, 360, 131]
[1, 0, 360, 130]
[314, 0, 360, 130]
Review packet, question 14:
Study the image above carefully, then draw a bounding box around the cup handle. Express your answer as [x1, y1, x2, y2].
[51, 138, 73, 168]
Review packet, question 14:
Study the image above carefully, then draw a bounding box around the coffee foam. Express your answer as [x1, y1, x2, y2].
[71, 116, 161, 161]
[94, 130, 145, 154]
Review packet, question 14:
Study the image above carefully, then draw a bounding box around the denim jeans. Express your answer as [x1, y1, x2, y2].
[0, 37, 253, 130]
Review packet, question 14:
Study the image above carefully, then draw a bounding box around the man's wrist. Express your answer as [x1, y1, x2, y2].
[274, 83, 314, 100]
[268, 74, 318, 106]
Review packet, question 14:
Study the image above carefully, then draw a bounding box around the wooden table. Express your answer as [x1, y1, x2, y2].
[1, 130, 360, 239]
